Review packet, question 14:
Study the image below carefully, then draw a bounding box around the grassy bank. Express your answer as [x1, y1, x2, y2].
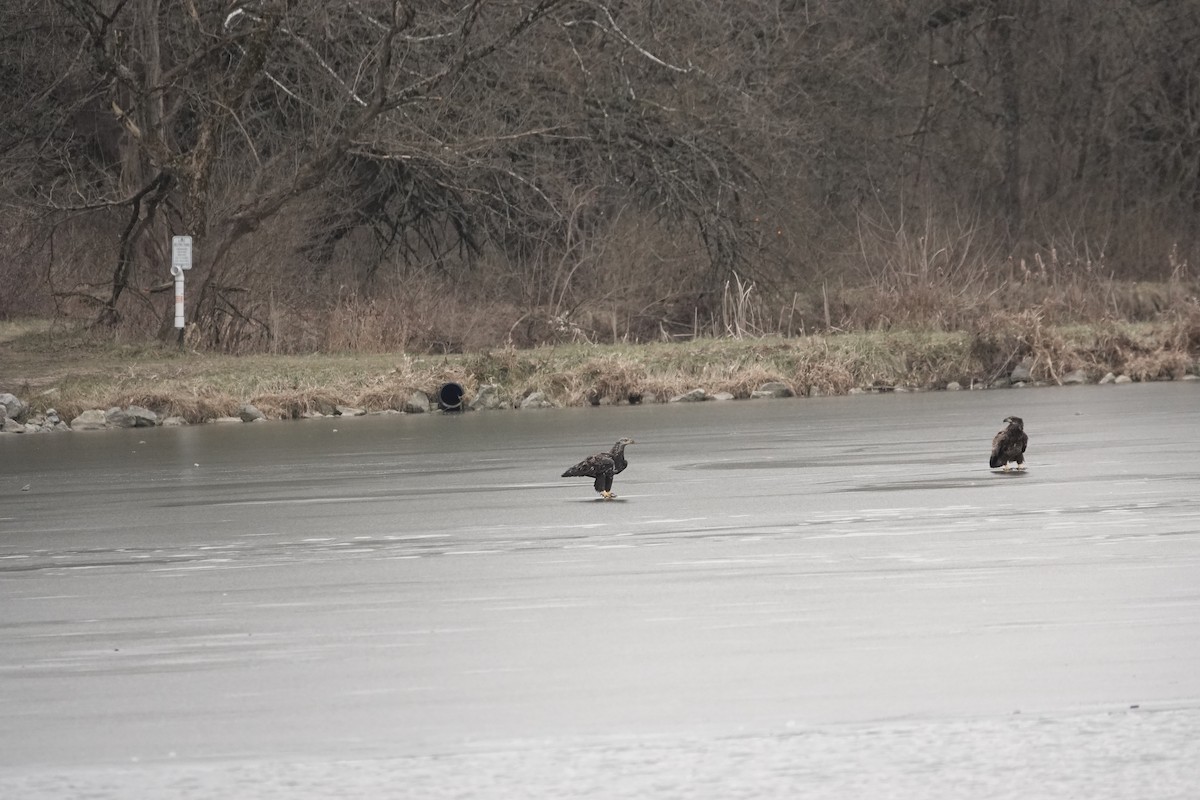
[2, 312, 1197, 425]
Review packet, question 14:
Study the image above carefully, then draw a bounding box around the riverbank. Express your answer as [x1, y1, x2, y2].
[1, 315, 1198, 432]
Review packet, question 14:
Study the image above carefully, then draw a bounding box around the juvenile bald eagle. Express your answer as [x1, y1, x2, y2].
[562, 437, 636, 499]
[990, 415, 1028, 471]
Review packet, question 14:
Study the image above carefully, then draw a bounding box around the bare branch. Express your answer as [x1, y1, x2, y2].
[565, 3, 704, 77]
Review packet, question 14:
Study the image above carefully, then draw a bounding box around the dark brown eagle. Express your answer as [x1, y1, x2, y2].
[989, 415, 1028, 471]
[561, 437, 636, 499]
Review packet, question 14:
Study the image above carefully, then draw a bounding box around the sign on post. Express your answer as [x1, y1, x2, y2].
[172, 235, 193, 271]
[171, 235, 192, 329]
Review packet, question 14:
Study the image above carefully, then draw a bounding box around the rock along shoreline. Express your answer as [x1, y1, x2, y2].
[2, 368, 1196, 437]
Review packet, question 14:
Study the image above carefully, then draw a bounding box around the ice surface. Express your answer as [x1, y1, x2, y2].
[2, 383, 1199, 797]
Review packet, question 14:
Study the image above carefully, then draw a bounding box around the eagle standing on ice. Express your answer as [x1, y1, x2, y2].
[562, 437, 636, 499]
[989, 415, 1028, 471]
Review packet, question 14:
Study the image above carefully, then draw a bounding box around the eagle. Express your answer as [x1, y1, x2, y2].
[989, 415, 1028, 471]
[561, 437, 636, 499]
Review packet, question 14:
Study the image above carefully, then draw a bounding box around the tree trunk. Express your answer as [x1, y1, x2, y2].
[992, 2, 1023, 236]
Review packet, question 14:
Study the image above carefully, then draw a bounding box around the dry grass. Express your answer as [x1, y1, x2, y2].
[964, 310, 1200, 385]
[2, 300, 1197, 425]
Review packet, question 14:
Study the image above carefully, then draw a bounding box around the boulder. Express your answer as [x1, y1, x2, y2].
[945, 381, 962, 391]
[0, 392, 28, 421]
[208, 416, 244, 424]
[129, 405, 158, 426]
[710, 391, 736, 401]
[238, 403, 266, 422]
[335, 405, 365, 417]
[1009, 358, 1034, 383]
[404, 391, 431, 414]
[750, 382, 793, 399]
[469, 384, 506, 410]
[161, 416, 189, 426]
[670, 388, 708, 403]
[1114, 374, 1133, 384]
[1099, 372, 1116, 385]
[70, 409, 109, 430]
[106, 405, 158, 428]
[1061, 369, 1088, 385]
[1, 416, 27, 433]
[41, 410, 67, 432]
[520, 391, 553, 409]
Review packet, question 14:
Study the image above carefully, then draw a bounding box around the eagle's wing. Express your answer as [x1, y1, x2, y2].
[562, 453, 616, 482]
[989, 428, 1009, 468]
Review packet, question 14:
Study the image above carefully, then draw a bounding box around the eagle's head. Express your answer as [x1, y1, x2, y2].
[1003, 415, 1024, 429]
[611, 436, 636, 453]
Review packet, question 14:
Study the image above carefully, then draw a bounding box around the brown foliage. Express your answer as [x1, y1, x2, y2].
[3, 1, 1200, 352]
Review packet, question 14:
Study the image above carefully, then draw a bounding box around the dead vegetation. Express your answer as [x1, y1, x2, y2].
[2, 311, 1195, 425]
[5, 3, 1200, 356]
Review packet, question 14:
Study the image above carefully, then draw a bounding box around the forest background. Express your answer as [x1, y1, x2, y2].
[1, 0, 1198, 361]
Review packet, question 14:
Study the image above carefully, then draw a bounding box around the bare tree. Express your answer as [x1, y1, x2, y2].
[6, 0, 759, 343]
[4, 0, 1198, 345]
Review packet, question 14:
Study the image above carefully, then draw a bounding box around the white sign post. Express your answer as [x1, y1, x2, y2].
[171, 235, 193, 329]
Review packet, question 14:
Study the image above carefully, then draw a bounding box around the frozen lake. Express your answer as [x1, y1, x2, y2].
[2, 383, 1199, 798]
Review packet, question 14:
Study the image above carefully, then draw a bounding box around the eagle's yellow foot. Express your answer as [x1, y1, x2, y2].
[1001, 463, 1011, 472]
[607, 492, 618, 499]
[1016, 463, 1026, 471]
[600, 490, 611, 499]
